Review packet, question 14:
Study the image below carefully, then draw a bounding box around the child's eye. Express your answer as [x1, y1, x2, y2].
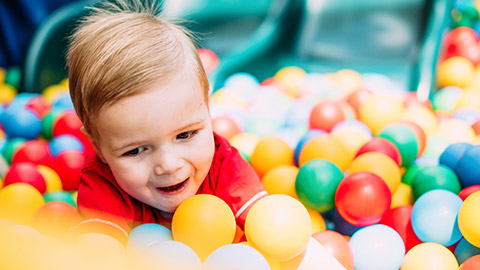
[176, 130, 198, 140]
[123, 147, 145, 157]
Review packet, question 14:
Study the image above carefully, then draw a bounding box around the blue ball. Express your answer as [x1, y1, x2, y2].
[440, 142, 473, 172]
[1, 106, 42, 140]
[454, 237, 480, 265]
[126, 223, 173, 258]
[455, 145, 480, 187]
[411, 189, 463, 246]
[49, 134, 84, 156]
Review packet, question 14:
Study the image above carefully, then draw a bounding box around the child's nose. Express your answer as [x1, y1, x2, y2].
[154, 150, 184, 175]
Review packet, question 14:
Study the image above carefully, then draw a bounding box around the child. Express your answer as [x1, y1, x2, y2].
[67, 0, 267, 243]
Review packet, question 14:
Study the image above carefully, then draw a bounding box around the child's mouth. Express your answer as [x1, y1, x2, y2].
[157, 178, 189, 194]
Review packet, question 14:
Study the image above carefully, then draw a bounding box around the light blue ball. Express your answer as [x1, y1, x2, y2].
[203, 244, 270, 270]
[127, 223, 172, 258]
[350, 224, 405, 270]
[1, 106, 42, 140]
[411, 189, 463, 246]
[49, 134, 84, 156]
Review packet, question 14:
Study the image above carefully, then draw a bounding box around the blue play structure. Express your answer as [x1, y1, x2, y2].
[21, 0, 453, 101]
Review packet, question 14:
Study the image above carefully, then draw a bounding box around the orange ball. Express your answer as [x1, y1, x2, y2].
[346, 88, 373, 114]
[298, 134, 350, 172]
[358, 95, 404, 135]
[309, 101, 346, 132]
[31, 201, 80, 237]
[261, 165, 299, 199]
[212, 115, 240, 140]
[250, 136, 294, 177]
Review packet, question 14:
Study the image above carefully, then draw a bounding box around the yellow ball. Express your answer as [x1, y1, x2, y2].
[348, 152, 401, 194]
[261, 165, 299, 199]
[0, 68, 5, 83]
[437, 56, 475, 88]
[330, 69, 363, 94]
[401, 106, 438, 137]
[250, 136, 294, 177]
[0, 84, 17, 104]
[273, 66, 307, 98]
[307, 208, 326, 235]
[358, 95, 404, 135]
[229, 132, 260, 159]
[330, 127, 372, 163]
[401, 242, 458, 270]
[37, 165, 62, 192]
[211, 89, 247, 109]
[458, 190, 480, 248]
[245, 194, 311, 262]
[298, 134, 350, 172]
[42, 84, 69, 104]
[172, 194, 236, 261]
[391, 183, 414, 208]
[0, 183, 44, 224]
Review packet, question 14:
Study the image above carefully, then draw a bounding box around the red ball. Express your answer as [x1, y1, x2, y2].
[380, 205, 423, 252]
[4, 162, 46, 193]
[335, 171, 391, 226]
[32, 201, 80, 236]
[471, 120, 480, 135]
[458, 185, 480, 201]
[313, 230, 354, 270]
[346, 88, 372, 114]
[443, 26, 480, 59]
[11, 139, 52, 166]
[26, 96, 50, 118]
[355, 137, 402, 167]
[212, 115, 240, 140]
[52, 150, 85, 191]
[53, 110, 94, 154]
[197, 48, 219, 74]
[459, 254, 480, 270]
[309, 101, 346, 132]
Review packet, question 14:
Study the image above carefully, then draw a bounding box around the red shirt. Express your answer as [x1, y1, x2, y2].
[72, 133, 267, 242]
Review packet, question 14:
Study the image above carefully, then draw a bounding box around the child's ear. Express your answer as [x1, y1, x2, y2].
[81, 126, 107, 163]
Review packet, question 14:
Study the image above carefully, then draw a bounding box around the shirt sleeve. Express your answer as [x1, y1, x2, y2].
[210, 134, 268, 229]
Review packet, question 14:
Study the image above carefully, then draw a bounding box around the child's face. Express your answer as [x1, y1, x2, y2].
[93, 74, 215, 214]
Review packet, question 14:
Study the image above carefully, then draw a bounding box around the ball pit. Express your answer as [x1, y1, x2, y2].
[5, 3, 480, 266]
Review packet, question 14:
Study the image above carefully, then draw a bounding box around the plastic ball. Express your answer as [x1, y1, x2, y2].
[435, 118, 475, 144]
[203, 244, 270, 270]
[346, 88, 373, 114]
[456, 145, 480, 187]
[411, 189, 463, 246]
[398, 121, 427, 156]
[1, 137, 25, 164]
[401, 105, 438, 136]
[391, 182, 414, 208]
[378, 123, 419, 166]
[273, 66, 307, 98]
[43, 191, 77, 207]
[411, 165, 461, 200]
[245, 194, 311, 262]
[250, 136, 294, 177]
[358, 95, 404, 135]
[49, 134, 84, 156]
[349, 224, 405, 270]
[458, 190, 480, 247]
[330, 124, 372, 163]
[211, 115, 240, 140]
[37, 165, 62, 192]
[433, 86, 462, 112]
[295, 159, 344, 212]
[0, 183, 44, 224]
[75, 232, 127, 269]
[455, 237, 480, 265]
[298, 134, 350, 171]
[401, 242, 459, 270]
[437, 56, 475, 88]
[348, 152, 401, 194]
[423, 134, 452, 158]
[31, 201, 79, 237]
[261, 165, 298, 199]
[4, 162, 46, 194]
[439, 142, 473, 172]
[309, 100, 346, 132]
[11, 139, 52, 166]
[380, 205, 422, 251]
[126, 223, 172, 259]
[459, 254, 480, 270]
[197, 48, 219, 74]
[41, 109, 62, 139]
[1, 105, 42, 140]
[294, 129, 326, 165]
[355, 137, 402, 166]
[458, 185, 480, 200]
[312, 230, 354, 270]
[51, 150, 85, 191]
[335, 172, 391, 226]
[308, 208, 327, 234]
[171, 194, 235, 261]
[228, 132, 259, 159]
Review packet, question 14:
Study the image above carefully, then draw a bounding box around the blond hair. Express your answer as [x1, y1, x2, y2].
[67, 0, 209, 140]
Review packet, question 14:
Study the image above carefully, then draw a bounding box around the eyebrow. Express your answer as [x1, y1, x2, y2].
[110, 118, 207, 153]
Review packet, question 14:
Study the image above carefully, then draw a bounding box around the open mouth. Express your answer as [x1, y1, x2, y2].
[156, 178, 189, 194]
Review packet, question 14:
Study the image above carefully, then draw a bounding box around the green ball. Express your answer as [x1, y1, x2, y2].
[41, 109, 63, 140]
[2, 138, 26, 164]
[43, 191, 77, 208]
[402, 164, 422, 186]
[411, 165, 462, 200]
[295, 159, 343, 212]
[378, 124, 418, 167]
